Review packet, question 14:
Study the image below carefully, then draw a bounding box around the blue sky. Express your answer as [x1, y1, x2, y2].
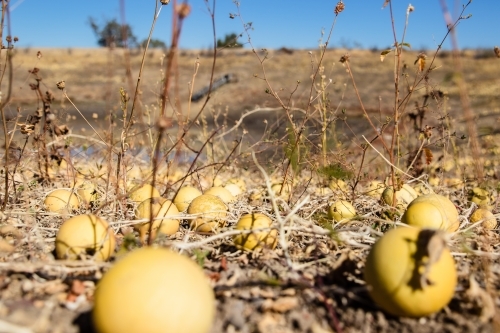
[9, 0, 497, 50]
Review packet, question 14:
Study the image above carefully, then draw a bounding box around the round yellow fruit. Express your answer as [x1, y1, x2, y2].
[470, 208, 497, 230]
[428, 177, 440, 187]
[328, 200, 356, 222]
[233, 213, 277, 251]
[443, 178, 463, 190]
[225, 178, 246, 193]
[126, 165, 152, 186]
[128, 184, 160, 204]
[187, 194, 228, 233]
[364, 227, 457, 317]
[402, 194, 459, 232]
[328, 178, 348, 192]
[211, 175, 224, 187]
[224, 183, 243, 197]
[381, 184, 418, 209]
[248, 188, 265, 201]
[468, 187, 493, 208]
[413, 182, 434, 196]
[44, 189, 80, 213]
[174, 186, 202, 212]
[204, 186, 235, 204]
[165, 170, 188, 183]
[365, 180, 385, 198]
[270, 182, 291, 198]
[315, 187, 333, 196]
[48, 159, 71, 179]
[55, 214, 115, 261]
[127, 165, 143, 181]
[135, 198, 180, 242]
[93, 247, 215, 333]
[76, 180, 98, 206]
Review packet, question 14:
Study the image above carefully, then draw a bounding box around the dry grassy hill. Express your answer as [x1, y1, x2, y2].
[9, 47, 500, 138]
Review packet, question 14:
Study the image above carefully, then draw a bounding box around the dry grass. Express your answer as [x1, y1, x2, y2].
[8, 47, 500, 165]
[10, 47, 500, 119]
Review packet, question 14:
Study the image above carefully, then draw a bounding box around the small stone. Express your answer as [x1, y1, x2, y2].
[238, 288, 251, 300]
[223, 299, 246, 329]
[0, 238, 14, 253]
[260, 299, 274, 312]
[270, 297, 299, 313]
[311, 322, 334, 333]
[258, 312, 286, 333]
[21, 279, 34, 293]
[259, 288, 276, 299]
[280, 288, 296, 297]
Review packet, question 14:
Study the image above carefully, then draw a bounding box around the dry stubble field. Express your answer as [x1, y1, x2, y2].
[1, 47, 500, 333]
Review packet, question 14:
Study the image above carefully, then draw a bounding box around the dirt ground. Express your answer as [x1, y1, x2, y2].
[1, 162, 500, 333]
[1, 47, 500, 332]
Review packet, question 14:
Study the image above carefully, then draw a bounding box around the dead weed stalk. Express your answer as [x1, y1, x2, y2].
[0, 0, 14, 210]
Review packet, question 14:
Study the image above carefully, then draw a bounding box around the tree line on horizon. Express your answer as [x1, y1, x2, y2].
[89, 17, 243, 49]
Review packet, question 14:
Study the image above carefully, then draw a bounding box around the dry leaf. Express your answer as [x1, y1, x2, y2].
[422, 125, 434, 141]
[466, 274, 496, 323]
[416, 229, 446, 288]
[70, 280, 86, 296]
[54, 125, 69, 137]
[424, 148, 433, 165]
[414, 53, 427, 71]
[176, 3, 191, 19]
[416, 57, 425, 71]
[220, 256, 228, 271]
[380, 49, 393, 62]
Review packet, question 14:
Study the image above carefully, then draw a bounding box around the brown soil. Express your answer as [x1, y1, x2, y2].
[1, 168, 499, 333]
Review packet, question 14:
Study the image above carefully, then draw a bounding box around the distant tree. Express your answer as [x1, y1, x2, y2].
[89, 18, 138, 48]
[141, 38, 167, 49]
[216, 33, 243, 48]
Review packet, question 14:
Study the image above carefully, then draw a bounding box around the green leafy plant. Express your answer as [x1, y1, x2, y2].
[216, 32, 243, 48]
[89, 18, 138, 48]
[193, 249, 210, 267]
[141, 38, 166, 49]
[317, 162, 353, 181]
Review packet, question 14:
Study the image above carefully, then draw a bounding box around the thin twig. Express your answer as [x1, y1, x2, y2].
[362, 135, 415, 180]
[62, 91, 110, 148]
[251, 150, 295, 269]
